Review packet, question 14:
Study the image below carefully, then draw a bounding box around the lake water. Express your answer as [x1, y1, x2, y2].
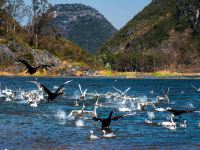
[0, 76, 200, 149]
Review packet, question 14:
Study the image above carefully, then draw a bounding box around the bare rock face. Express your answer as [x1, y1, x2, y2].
[0, 40, 62, 73]
[0, 45, 15, 63]
[30, 49, 61, 66]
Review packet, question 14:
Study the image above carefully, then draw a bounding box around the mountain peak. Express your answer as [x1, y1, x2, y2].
[48, 3, 117, 54]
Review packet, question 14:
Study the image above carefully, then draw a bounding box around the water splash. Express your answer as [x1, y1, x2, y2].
[147, 112, 155, 120]
[73, 90, 80, 99]
[55, 109, 67, 124]
[139, 96, 147, 103]
[188, 103, 194, 108]
[75, 119, 84, 127]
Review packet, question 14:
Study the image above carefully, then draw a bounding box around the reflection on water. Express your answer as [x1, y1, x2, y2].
[0, 77, 200, 149]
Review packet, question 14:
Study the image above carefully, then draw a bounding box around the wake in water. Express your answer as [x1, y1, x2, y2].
[55, 109, 67, 124]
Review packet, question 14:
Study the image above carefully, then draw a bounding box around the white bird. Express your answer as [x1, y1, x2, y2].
[112, 86, 131, 100]
[118, 107, 132, 112]
[78, 84, 87, 100]
[30, 102, 38, 107]
[102, 130, 116, 138]
[158, 116, 176, 130]
[150, 90, 154, 94]
[180, 120, 187, 128]
[67, 109, 85, 119]
[136, 102, 141, 110]
[151, 102, 166, 112]
[82, 103, 86, 108]
[68, 106, 97, 119]
[2, 87, 14, 101]
[145, 119, 153, 124]
[90, 130, 99, 139]
[83, 106, 97, 118]
[95, 99, 102, 106]
[74, 101, 79, 106]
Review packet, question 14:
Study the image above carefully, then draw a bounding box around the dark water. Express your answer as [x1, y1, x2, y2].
[1, 76, 200, 150]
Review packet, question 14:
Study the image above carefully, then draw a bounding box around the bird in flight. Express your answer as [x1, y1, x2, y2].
[17, 59, 54, 75]
[92, 110, 135, 132]
[30, 80, 72, 102]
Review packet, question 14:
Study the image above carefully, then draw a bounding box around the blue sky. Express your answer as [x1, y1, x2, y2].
[48, 0, 151, 29]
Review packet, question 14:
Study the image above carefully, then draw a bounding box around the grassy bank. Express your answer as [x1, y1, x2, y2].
[0, 70, 200, 78]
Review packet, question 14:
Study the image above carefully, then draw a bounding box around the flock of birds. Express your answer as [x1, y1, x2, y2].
[1, 59, 200, 139]
[1, 78, 200, 139]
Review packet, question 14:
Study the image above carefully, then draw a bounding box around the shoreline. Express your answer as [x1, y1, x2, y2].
[0, 71, 200, 79]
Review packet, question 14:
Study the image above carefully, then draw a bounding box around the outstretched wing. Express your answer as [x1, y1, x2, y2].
[17, 60, 33, 70]
[191, 84, 199, 91]
[112, 86, 123, 94]
[92, 117, 103, 121]
[122, 87, 131, 95]
[29, 81, 52, 96]
[55, 80, 72, 94]
[78, 84, 83, 94]
[37, 64, 54, 70]
[111, 115, 123, 121]
[112, 112, 136, 121]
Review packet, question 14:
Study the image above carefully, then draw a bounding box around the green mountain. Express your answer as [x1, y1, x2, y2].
[0, 10, 100, 76]
[99, 0, 200, 72]
[48, 4, 117, 54]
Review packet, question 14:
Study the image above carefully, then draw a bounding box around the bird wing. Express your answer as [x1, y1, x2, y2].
[17, 60, 33, 69]
[83, 89, 87, 96]
[78, 84, 83, 94]
[111, 115, 123, 121]
[29, 81, 52, 96]
[37, 64, 54, 70]
[55, 80, 72, 94]
[123, 87, 131, 95]
[112, 86, 123, 94]
[191, 84, 199, 91]
[92, 117, 103, 121]
[112, 112, 136, 121]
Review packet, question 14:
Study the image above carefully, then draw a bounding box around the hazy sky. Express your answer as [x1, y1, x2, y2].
[44, 0, 151, 29]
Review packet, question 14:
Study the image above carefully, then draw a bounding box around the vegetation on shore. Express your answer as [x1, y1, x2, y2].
[99, 0, 200, 73]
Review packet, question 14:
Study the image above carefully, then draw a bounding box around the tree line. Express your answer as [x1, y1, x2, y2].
[0, 0, 53, 49]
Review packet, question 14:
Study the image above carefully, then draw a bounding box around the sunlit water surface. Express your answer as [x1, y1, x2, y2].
[0, 77, 200, 149]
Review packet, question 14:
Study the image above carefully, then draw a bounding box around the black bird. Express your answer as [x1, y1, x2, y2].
[167, 107, 195, 117]
[17, 59, 54, 75]
[30, 80, 72, 102]
[92, 110, 132, 132]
